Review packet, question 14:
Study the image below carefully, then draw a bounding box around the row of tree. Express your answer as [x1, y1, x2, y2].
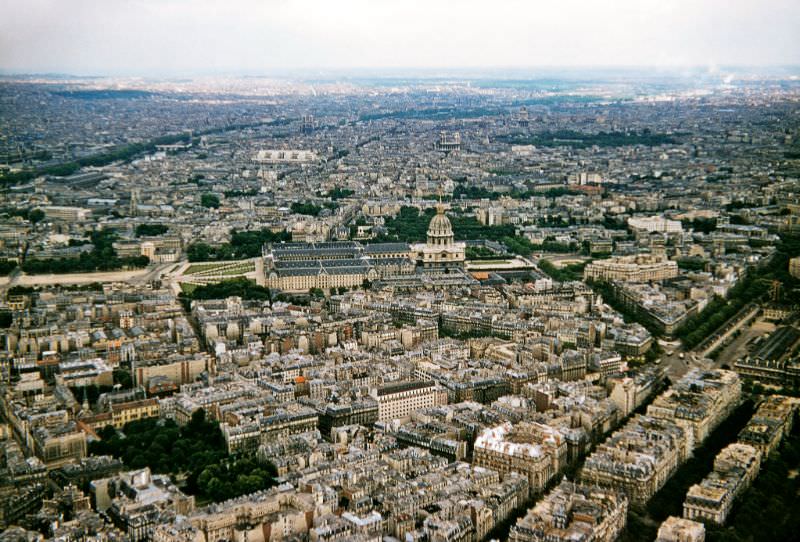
[179, 279, 332, 308]
[0, 207, 45, 224]
[21, 230, 149, 274]
[378, 206, 551, 257]
[675, 232, 800, 347]
[676, 274, 767, 348]
[200, 193, 220, 208]
[0, 117, 296, 186]
[676, 257, 707, 272]
[538, 259, 586, 282]
[0, 260, 17, 276]
[497, 129, 677, 149]
[135, 224, 169, 237]
[186, 228, 291, 262]
[380, 206, 520, 243]
[450, 184, 579, 201]
[290, 201, 337, 216]
[181, 278, 272, 302]
[465, 246, 508, 260]
[0, 133, 193, 185]
[327, 187, 354, 200]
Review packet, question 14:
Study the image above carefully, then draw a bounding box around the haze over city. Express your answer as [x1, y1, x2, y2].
[1, 0, 800, 75]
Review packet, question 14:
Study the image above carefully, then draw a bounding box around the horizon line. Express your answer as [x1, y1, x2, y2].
[2, 64, 800, 81]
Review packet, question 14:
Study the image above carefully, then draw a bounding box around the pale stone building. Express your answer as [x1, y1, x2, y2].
[583, 254, 678, 283]
[410, 204, 465, 271]
[474, 421, 567, 496]
[657, 516, 705, 542]
[509, 481, 628, 542]
[683, 443, 760, 525]
[370, 381, 447, 422]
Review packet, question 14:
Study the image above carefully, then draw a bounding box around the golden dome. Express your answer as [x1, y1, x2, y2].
[427, 204, 454, 245]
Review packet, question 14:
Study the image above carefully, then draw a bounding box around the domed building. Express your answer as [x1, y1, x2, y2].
[410, 203, 466, 271]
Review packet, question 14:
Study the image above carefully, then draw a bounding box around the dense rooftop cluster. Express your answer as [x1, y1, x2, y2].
[1, 73, 800, 541]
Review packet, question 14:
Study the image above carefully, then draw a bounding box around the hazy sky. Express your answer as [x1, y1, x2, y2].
[1, 0, 799, 75]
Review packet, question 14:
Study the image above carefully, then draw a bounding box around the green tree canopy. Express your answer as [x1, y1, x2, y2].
[201, 193, 220, 208]
[28, 208, 45, 224]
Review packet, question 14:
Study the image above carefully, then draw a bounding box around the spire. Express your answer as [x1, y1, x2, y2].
[130, 188, 139, 217]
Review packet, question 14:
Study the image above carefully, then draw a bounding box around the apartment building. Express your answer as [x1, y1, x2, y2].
[738, 395, 799, 456]
[509, 481, 628, 542]
[474, 421, 568, 496]
[646, 369, 741, 447]
[133, 354, 210, 388]
[683, 443, 760, 525]
[583, 254, 678, 283]
[110, 398, 161, 429]
[370, 381, 447, 422]
[189, 487, 324, 542]
[580, 415, 689, 505]
[656, 517, 706, 542]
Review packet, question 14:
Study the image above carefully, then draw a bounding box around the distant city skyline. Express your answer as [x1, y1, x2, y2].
[1, 0, 799, 76]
